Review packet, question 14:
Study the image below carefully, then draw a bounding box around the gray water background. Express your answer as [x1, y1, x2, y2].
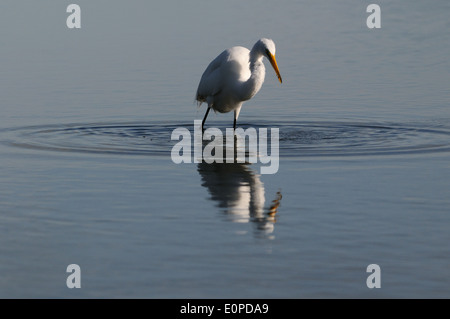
[0, 1, 449, 298]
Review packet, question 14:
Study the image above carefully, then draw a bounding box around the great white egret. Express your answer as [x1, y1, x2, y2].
[196, 38, 282, 130]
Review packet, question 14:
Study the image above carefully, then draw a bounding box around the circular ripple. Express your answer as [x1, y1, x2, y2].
[276, 121, 450, 157]
[1, 120, 450, 158]
[0, 122, 183, 156]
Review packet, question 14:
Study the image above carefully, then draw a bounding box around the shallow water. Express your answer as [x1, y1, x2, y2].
[3, 119, 450, 158]
[1, 1, 450, 298]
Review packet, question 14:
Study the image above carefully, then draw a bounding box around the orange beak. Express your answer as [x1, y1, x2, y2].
[268, 53, 282, 83]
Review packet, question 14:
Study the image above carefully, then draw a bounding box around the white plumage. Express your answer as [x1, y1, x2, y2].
[196, 38, 282, 129]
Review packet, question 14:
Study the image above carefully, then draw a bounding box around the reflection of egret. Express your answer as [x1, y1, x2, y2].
[196, 38, 282, 130]
[197, 161, 282, 236]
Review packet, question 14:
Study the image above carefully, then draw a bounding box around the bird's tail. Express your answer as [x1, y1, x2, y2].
[195, 92, 206, 108]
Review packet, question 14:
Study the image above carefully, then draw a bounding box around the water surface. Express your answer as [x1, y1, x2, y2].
[0, 1, 449, 298]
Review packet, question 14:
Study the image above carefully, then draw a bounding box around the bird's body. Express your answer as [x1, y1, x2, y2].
[196, 38, 282, 129]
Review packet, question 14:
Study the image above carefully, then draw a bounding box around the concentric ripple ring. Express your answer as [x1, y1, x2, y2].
[1, 120, 450, 158]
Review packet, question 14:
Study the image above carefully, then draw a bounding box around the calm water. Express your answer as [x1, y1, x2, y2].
[1, 1, 449, 298]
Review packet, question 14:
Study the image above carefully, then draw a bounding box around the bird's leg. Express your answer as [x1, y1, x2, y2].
[202, 107, 211, 131]
[233, 111, 238, 146]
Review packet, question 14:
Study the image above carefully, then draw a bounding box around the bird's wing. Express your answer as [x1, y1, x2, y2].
[196, 50, 229, 103]
[196, 46, 250, 107]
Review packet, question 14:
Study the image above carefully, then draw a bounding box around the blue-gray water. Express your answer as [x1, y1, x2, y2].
[1, 1, 449, 298]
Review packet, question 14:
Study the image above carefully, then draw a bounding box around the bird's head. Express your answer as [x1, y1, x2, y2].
[256, 38, 282, 83]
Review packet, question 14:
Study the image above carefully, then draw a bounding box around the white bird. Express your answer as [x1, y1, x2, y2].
[196, 38, 282, 130]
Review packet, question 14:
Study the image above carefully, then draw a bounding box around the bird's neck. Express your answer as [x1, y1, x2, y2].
[239, 53, 265, 101]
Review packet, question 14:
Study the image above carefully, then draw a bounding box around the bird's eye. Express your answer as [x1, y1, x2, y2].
[265, 48, 270, 56]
